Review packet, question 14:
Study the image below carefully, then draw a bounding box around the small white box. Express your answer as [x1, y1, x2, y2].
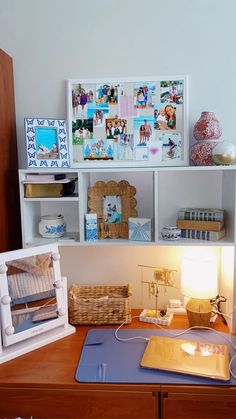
[139, 309, 173, 326]
[128, 218, 151, 241]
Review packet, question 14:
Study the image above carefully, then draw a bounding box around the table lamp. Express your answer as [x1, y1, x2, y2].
[181, 251, 218, 327]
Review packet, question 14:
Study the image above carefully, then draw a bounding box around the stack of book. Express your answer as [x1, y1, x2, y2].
[176, 208, 225, 241]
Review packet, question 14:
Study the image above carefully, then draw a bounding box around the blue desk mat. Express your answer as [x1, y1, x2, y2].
[76, 328, 236, 385]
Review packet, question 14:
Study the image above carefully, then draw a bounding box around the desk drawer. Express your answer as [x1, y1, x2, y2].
[0, 387, 158, 419]
[162, 391, 236, 419]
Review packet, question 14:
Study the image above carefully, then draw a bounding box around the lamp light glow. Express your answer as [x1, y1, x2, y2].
[181, 250, 218, 326]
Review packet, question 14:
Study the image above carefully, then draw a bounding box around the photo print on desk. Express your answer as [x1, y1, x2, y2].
[25, 118, 70, 168]
[67, 76, 188, 167]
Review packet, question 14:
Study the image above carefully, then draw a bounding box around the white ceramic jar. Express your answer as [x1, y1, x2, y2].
[39, 214, 66, 238]
[161, 226, 181, 241]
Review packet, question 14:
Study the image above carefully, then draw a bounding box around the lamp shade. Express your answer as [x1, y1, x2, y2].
[181, 252, 218, 299]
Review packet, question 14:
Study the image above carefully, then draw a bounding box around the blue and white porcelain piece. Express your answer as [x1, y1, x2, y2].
[85, 213, 98, 241]
[39, 214, 66, 238]
[161, 226, 181, 241]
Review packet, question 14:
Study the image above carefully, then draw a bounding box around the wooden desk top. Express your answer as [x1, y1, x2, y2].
[0, 310, 230, 391]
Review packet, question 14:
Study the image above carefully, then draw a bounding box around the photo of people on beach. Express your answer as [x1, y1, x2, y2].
[87, 102, 109, 127]
[35, 127, 59, 159]
[159, 132, 181, 161]
[154, 103, 177, 130]
[106, 118, 127, 140]
[133, 116, 155, 145]
[160, 80, 183, 104]
[72, 83, 94, 119]
[134, 82, 156, 109]
[96, 83, 123, 104]
[72, 118, 93, 145]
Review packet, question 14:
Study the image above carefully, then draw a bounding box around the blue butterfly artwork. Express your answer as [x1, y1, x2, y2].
[26, 119, 34, 125]
[59, 128, 66, 135]
[40, 160, 48, 167]
[28, 144, 36, 150]
[28, 152, 36, 158]
[60, 153, 67, 159]
[60, 144, 67, 150]
[27, 135, 35, 142]
[51, 161, 58, 167]
[47, 120, 55, 126]
[58, 120, 65, 126]
[60, 136, 66, 142]
[27, 127, 34, 133]
[37, 119, 45, 126]
[28, 159, 37, 167]
[62, 161, 69, 167]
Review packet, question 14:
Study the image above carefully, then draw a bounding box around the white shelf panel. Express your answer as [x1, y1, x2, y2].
[23, 195, 79, 202]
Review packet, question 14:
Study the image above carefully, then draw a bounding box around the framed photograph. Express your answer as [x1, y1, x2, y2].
[87, 180, 137, 239]
[67, 76, 189, 168]
[25, 118, 70, 168]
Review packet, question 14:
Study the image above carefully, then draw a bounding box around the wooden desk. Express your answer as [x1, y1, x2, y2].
[0, 311, 235, 419]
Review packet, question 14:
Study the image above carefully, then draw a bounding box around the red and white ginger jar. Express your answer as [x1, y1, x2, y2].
[190, 140, 220, 166]
[193, 112, 222, 140]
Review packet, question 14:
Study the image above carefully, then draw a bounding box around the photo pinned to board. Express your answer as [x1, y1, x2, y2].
[95, 83, 123, 105]
[154, 103, 176, 130]
[106, 118, 127, 141]
[134, 81, 157, 109]
[72, 83, 94, 119]
[72, 118, 93, 145]
[83, 138, 114, 160]
[160, 80, 183, 104]
[133, 116, 155, 147]
[67, 76, 188, 167]
[118, 134, 134, 160]
[159, 132, 182, 162]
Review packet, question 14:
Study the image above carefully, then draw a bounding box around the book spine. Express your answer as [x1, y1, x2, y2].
[178, 210, 224, 222]
[180, 228, 225, 241]
[176, 219, 223, 232]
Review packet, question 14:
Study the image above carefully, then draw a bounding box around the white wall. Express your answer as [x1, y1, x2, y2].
[0, 0, 235, 168]
[0, 0, 235, 308]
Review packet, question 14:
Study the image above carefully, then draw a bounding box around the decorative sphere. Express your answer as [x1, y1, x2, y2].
[212, 142, 236, 165]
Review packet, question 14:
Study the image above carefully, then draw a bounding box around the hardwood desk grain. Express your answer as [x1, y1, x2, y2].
[0, 310, 234, 419]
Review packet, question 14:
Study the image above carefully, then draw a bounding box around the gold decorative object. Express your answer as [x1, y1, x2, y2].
[88, 180, 137, 239]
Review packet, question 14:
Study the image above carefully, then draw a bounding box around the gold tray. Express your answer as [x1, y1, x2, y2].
[24, 183, 63, 198]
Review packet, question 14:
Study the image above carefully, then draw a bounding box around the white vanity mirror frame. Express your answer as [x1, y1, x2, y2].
[0, 243, 75, 363]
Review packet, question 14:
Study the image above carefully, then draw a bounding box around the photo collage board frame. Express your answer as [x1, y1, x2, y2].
[67, 76, 189, 168]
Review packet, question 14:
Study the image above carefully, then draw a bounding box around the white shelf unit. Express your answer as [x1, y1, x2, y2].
[19, 170, 80, 247]
[18, 166, 236, 332]
[19, 166, 236, 247]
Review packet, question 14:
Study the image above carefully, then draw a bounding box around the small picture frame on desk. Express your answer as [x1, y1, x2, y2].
[25, 118, 70, 168]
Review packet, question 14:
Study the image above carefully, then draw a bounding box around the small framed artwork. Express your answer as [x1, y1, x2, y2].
[67, 76, 188, 168]
[25, 118, 70, 168]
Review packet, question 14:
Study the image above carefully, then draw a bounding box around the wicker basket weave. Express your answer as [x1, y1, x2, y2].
[69, 284, 132, 325]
